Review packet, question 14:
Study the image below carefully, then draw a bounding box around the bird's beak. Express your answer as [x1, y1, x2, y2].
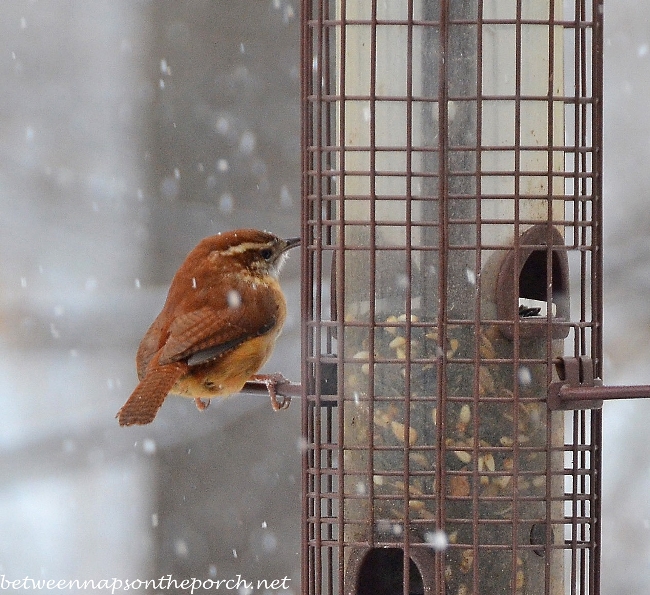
[282, 237, 301, 252]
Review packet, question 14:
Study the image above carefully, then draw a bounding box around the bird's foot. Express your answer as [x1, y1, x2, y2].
[250, 373, 292, 411]
[194, 397, 210, 411]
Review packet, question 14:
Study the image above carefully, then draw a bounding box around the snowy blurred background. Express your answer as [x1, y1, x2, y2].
[0, 1, 648, 593]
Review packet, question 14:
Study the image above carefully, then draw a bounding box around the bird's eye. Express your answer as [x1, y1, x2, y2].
[260, 248, 273, 260]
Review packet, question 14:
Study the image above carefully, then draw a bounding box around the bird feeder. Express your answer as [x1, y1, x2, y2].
[298, 1, 635, 594]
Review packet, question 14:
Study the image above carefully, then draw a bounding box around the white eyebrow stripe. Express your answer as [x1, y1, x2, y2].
[218, 241, 274, 256]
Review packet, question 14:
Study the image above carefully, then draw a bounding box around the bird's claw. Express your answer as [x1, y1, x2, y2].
[270, 388, 291, 411]
[194, 397, 210, 411]
[251, 373, 292, 411]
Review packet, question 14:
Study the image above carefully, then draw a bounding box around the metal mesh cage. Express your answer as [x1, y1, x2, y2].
[301, 1, 603, 594]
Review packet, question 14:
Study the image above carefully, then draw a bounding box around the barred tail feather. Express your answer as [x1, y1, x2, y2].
[117, 362, 185, 426]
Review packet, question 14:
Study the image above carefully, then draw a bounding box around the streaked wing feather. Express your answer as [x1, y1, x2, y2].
[159, 306, 218, 363]
[186, 317, 276, 366]
[158, 292, 278, 367]
[136, 318, 165, 380]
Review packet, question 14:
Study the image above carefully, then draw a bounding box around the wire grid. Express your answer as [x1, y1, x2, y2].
[301, 1, 603, 594]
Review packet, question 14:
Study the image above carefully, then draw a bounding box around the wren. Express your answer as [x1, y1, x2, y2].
[117, 229, 299, 426]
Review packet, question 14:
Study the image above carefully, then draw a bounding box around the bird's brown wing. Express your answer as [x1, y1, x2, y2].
[157, 289, 279, 367]
[136, 317, 166, 380]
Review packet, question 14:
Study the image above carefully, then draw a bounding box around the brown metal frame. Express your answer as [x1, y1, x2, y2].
[300, 1, 605, 594]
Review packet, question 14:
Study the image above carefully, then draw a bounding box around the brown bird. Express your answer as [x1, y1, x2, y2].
[117, 229, 300, 426]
